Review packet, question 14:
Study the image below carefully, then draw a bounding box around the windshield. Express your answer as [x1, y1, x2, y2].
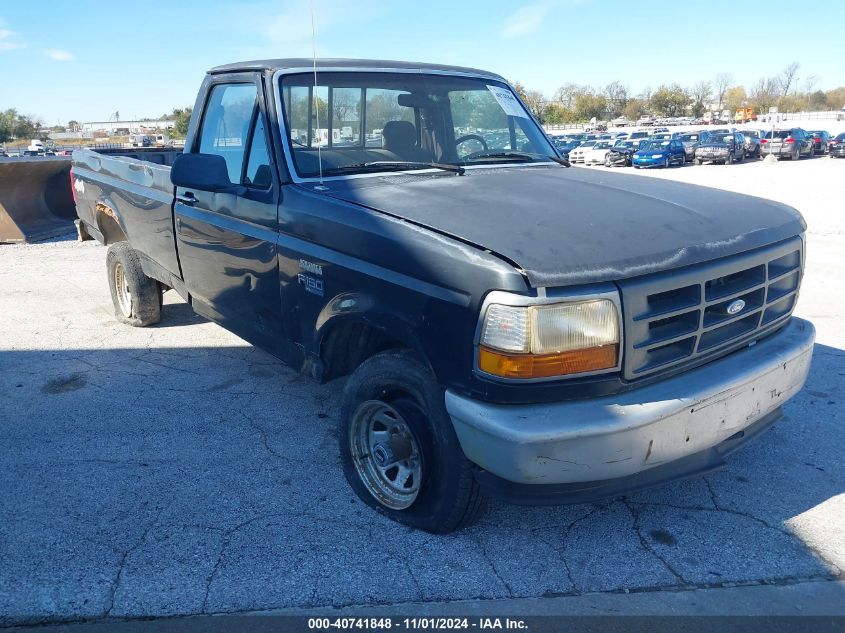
[640, 140, 670, 150]
[279, 72, 557, 178]
[593, 141, 612, 149]
[680, 134, 699, 141]
[709, 134, 735, 143]
[614, 141, 635, 148]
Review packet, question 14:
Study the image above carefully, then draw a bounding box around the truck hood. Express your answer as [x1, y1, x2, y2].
[319, 166, 806, 287]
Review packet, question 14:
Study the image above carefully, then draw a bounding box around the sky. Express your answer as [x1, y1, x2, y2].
[1, 0, 844, 125]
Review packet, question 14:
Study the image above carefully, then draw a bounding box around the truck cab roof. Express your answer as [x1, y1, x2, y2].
[208, 58, 504, 81]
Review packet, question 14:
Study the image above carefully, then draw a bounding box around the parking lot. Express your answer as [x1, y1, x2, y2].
[1, 157, 843, 625]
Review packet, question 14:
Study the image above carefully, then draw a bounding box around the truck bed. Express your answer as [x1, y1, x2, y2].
[72, 147, 182, 280]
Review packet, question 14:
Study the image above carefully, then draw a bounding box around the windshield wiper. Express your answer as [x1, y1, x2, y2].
[464, 151, 538, 163]
[464, 151, 569, 167]
[322, 161, 465, 176]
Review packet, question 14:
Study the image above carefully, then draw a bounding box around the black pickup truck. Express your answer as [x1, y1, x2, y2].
[72, 59, 815, 533]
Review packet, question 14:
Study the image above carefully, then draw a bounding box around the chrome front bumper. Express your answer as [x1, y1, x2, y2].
[447, 318, 814, 486]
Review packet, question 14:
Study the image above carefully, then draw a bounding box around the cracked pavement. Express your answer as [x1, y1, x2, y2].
[1, 160, 844, 625]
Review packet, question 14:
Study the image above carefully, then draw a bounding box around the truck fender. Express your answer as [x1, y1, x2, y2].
[92, 198, 128, 244]
[310, 291, 430, 382]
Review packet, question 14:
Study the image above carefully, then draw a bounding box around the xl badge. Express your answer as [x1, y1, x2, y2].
[726, 299, 745, 315]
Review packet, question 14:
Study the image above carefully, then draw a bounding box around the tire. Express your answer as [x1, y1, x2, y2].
[340, 350, 486, 533]
[694, 158, 702, 165]
[106, 242, 161, 327]
[663, 157, 670, 168]
[726, 154, 733, 165]
[605, 156, 612, 167]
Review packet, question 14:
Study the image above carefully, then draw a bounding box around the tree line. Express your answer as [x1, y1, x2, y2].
[0, 109, 41, 143]
[513, 63, 845, 124]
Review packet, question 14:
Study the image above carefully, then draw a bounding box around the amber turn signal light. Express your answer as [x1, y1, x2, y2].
[478, 344, 619, 379]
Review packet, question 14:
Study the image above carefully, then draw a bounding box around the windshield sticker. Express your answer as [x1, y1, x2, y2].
[487, 85, 529, 119]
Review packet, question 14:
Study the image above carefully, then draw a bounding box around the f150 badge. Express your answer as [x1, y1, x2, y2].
[298, 274, 324, 297]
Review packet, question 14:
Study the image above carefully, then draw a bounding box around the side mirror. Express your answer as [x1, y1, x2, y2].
[171, 153, 245, 195]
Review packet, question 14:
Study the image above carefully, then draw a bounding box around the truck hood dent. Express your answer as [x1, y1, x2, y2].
[320, 167, 806, 287]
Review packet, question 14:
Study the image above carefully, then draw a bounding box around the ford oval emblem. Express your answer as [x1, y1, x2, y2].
[727, 299, 746, 315]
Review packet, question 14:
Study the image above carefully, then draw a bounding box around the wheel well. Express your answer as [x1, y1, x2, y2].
[95, 203, 127, 244]
[320, 321, 408, 381]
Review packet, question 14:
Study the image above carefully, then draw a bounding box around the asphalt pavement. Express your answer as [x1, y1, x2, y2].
[1, 159, 843, 625]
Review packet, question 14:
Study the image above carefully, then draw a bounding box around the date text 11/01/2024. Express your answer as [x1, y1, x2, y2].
[308, 617, 528, 630]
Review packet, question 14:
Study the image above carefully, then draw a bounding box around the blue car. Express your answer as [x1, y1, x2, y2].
[633, 139, 686, 168]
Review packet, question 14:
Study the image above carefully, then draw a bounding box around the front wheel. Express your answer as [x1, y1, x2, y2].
[106, 242, 161, 327]
[340, 350, 486, 533]
[663, 157, 670, 168]
[726, 154, 733, 165]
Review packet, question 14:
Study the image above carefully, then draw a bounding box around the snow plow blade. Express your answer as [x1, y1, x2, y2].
[0, 157, 76, 244]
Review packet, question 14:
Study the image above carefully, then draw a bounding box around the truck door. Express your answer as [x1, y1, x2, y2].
[173, 76, 285, 353]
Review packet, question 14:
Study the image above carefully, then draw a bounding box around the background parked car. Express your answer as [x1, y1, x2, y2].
[829, 133, 845, 158]
[605, 140, 637, 167]
[807, 131, 831, 155]
[678, 131, 710, 162]
[741, 129, 763, 158]
[633, 138, 686, 168]
[568, 139, 598, 163]
[584, 140, 615, 166]
[695, 132, 746, 165]
[553, 139, 581, 160]
[760, 129, 814, 160]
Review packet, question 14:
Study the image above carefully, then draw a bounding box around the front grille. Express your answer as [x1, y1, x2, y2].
[618, 237, 803, 379]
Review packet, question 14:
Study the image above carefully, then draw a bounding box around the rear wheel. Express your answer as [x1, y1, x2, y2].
[340, 350, 486, 533]
[106, 242, 161, 327]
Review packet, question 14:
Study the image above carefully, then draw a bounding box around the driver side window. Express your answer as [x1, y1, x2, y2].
[198, 83, 258, 184]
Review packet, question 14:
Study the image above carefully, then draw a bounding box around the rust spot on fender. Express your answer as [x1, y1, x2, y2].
[95, 202, 117, 220]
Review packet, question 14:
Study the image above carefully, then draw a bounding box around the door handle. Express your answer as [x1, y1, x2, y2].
[176, 192, 197, 206]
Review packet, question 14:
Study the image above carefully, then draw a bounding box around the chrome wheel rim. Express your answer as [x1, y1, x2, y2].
[350, 400, 422, 510]
[114, 262, 132, 317]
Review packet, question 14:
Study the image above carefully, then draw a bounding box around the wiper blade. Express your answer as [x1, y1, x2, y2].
[464, 151, 569, 167]
[464, 151, 538, 162]
[322, 161, 465, 176]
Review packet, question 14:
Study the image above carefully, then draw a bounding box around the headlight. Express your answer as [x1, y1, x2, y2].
[478, 299, 620, 379]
